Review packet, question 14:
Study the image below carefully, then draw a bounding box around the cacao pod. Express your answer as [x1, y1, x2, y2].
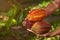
[31, 21, 51, 34]
[26, 9, 47, 22]
[22, 18, 34, 29]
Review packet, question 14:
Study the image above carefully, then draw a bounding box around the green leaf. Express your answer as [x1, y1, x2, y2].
[5, 5, 20, 31]
[18, 12, 24, 24]
[17, 8, 30, 25]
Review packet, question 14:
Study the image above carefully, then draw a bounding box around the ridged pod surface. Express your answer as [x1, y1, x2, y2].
[26, 9, 47, 22]
[31, 21, 51, 34]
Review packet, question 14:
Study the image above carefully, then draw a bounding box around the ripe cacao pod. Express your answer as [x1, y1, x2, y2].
[26, 9, 47, 22]
[31, 21, 51, 34]
[22, 19, 34, 29]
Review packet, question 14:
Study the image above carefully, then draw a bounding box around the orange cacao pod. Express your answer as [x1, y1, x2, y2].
[31, 21, 51, 34]
[26, 9, 47, 22]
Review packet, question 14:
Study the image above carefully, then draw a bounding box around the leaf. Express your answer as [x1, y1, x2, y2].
[17, 7, 30, 25]
[5, 5, 20, 31]
[18, 12, 24, 24]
